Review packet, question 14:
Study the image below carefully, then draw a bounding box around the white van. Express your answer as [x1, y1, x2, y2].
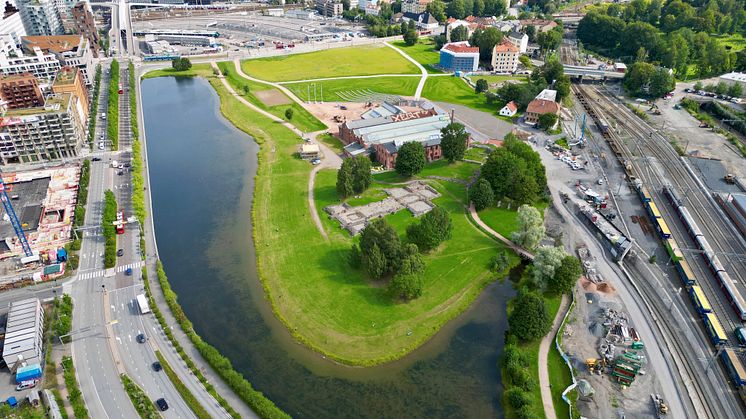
[101, 113, 106, 119]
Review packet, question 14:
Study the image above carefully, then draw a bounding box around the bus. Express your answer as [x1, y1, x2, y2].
[116, 210, 125, 234]
[136, 294, 150, 314]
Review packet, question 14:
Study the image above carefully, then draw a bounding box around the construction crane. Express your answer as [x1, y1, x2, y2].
[0, 175, 32, 257]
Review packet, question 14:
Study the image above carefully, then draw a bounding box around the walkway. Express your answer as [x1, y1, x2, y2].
[538, 294, 571, 419]
[216, 62, 342, 240]
[384, 41, 428, 100]
[468, 203, 535, 260]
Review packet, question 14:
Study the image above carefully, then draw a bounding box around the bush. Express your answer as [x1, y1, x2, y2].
[284, 108, 293, 120]
[102, 190, 118, 268]
[506, 388, 531, 409]
[406, 206, 452, 251]
[388, 273, 424, 300]
[120, 373, 160, 418]
[108, 60, 120, 150]
[62, 356, 89, 418]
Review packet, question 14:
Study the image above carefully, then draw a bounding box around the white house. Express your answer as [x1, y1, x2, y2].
[499, 101, 518, 117]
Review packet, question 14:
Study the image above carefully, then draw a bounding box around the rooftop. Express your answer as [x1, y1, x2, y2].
[442, 41, 479, 54]
[3, 93, 71, 117]
[494, 38, 519, 53]
[721, 72, 746, 83]
[22, 35, 83, 54]
[53, 66, 79, 86]
[535, 88, 557, 102]
[526, 98, 560, 115]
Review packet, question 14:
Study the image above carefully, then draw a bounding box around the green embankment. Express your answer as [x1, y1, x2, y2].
[240, 44, 420, 81]
[390, 39, 443, 73]
[216, 61, 326, 133]
[154, 351, 212, 419]
[120, 374, 160, 418]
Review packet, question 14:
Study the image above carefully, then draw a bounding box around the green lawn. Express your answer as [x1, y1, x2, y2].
[373, 160, 480, 184]
[390, 39, 444, 73]
[240, 44, 420, 82]
[316, 133, 344, 154]
[142, 64, 214, 79]
[467, 75, 528, 87]
[714, 33, 746, 52]
[550, 309, 577, 419]
[478, 201, 548, 239]
[421, 76, 495, 113]
[464, 147, 491, 162]
[216, 61, 326, 133]
[283, 76, 421, 102]
[203, 73, 515, 365]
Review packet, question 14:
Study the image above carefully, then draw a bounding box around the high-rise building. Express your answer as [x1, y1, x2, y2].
[0, 72, 44, 109]
[17, 0, 63, 36]
[0, 92, 85, 163]
[70, 1, 98, 57]
[0, 2, 27, 46]
[0, 35, 60, 82]
[52, 65, 88, 122]
[55, 0, 78, 33]
[22, 34, 92, 84]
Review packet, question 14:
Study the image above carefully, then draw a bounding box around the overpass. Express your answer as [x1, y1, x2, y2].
[563, 64, 625, 81]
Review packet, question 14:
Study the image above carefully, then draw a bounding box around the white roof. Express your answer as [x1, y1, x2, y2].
[535, 89, 557, 102]
[720, 72, 746, 82]
[301, 144, 320, 153]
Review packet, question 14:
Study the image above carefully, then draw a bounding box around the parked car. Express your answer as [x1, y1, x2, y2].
[136, 333, 146, 343]
[117, 249, 124, 257]
[92, 157, 101, 162]
[156, 398, 169, 411]
[152, 362, 162, 372]
[16, 380, 37, 391]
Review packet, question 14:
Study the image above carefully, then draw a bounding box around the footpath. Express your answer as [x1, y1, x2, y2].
[538, 294, 571, 419]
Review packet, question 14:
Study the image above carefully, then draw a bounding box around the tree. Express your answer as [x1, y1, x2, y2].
[511, 205, 545, 249]
[536, 29, 562, 53]
[440, 122, 469, 162]
[505, 388, 532, 409]
[406, 207, 452, 251]
[336, 158, 354, 197]
[538, 113, 558, 131]
[388, 273, 424, 300]
[359, 219, 402, 279]
[475, 78, 489, 93]
[728, 82, 743, 98]
[171, 57, 192, 71]
[693, 81, 703, 91]
[491, 250, 510, 273]
[524, 25, 536, 42]
[508, 291, 551, 341]
[242, 84, 251, 95]
[469, 178, 495, 210]
[548, 256, 583, 295]
[395, 141, 426, 177]
[554, 75, 570, 101]
[715, 81, 729, 95]
[447, 0, 466, 19]
[426, 0, 447, 23]
[471, 27, 503, 62]
[399, 243, 425, 275]
[351, 156, 372, 194]
[284, 108, 294, 120]
[532, 246, 566, 289]
[450, 25, 469, 42]
[403, 29, 419, 46]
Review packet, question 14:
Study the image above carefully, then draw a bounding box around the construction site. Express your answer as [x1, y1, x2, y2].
[0, 166, 80, 285]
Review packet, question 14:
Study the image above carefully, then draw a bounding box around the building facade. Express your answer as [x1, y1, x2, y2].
[52, 65, 88, 122]
[507, 31, 528, 53]
[71, 1, 99, 57]
[0, 38, 60, 82]
[0, 92, 85, 163]
[0, 72, 43, 109]
[374, 138, 443, 169]
[401, 0, 431, 14]
[0, 2, 27, 47]
[402, 12, 439, 30]
[439, 41, 479, 73]
[315, 0, 342, 17]
[17, 0, 63, 36]
[525, 98, 560, 125]
[492, 38, 519, 73]
[22, 35, 93, 84]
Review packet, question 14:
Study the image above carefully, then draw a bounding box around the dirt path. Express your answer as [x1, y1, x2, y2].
[215, 62, 342, 240]
[538, 294, 571, 419]
[468, 203, 535, 260]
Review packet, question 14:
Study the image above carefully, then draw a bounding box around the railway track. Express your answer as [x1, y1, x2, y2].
[572, 84, 745, 418]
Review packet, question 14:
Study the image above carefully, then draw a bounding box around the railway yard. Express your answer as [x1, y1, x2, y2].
[567, 82, 746, 418]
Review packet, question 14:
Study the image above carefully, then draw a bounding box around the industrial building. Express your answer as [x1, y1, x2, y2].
[22, 35, 94, 84]
[0, 92, 86, 164]
[439, 41, 479, 73]
[718, 72, 746, 97]
[1, 298, 44, 368]
[0, 73, 44, 109]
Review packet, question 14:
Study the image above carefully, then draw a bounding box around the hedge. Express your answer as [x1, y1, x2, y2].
[74, 160, 90, 228]
[61, 356, 89, 418]
[107, 60, 120, 150]
[87, 65, 101, 147]
[120, 374, 159, 419]
[102, 190, 117, 268]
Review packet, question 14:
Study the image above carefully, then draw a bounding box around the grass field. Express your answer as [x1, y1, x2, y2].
[201, 73, 518, 365]
[142, 64, 214, 79]
[240, 44, 420, 82]
[216, 62, 326, 132]
[283, 76, 421, 102]
[464, 147, 491, 162]
[715, 33, 746, 52]
[391, 39, 443, 73]
[421, 76, 495, 113]
[467, 75, 528, 87]
[373, 160, 480, 183]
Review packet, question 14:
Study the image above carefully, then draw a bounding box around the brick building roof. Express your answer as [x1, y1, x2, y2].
[442, 42, 479, 54]
[526, 99, 560, 115]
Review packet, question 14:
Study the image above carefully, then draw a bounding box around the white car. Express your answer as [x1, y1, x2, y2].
[98, 143, 104, 150]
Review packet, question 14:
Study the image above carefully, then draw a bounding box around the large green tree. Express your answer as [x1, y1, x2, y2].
[359, 219, 402, 279]
[351, 156, 372, 194]
[508, 291, 551, 341]
[549, 255, 583, 295]
[532, 246, 566, 290]
[511, 205, 545, 250]
[388, 273, 424, 300]
[440, 122, 469, 162]
[406, 207, 453, 251]
[426, 0, 446, 22]
[336, 158, 354, 197]
[395, 141, 426, 177]
[470, 27, 503, 62]
[538, 113, 558, 131]
[450, 25, 469, 42]
[469, 177, 495, 210]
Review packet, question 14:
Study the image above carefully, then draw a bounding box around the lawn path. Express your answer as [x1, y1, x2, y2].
[213, 61, 341, 241]
[468, 203, 535, 260]
[385, 41, 428, 100]
[538, 294, 570, 419]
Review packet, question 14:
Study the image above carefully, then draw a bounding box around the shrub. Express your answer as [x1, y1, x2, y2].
[108, 60, 120, 150]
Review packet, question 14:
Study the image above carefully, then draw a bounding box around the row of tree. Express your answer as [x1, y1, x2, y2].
[693, 79, 743, 97]
[578, 9, 739, 78]
[426, 0, 507, 22]
[337, 156, 372, 198]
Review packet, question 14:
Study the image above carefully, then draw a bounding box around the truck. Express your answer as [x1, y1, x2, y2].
[651, 394, 669, 417]
[136, 294, 150, 314]
[15, 364, 42, 384]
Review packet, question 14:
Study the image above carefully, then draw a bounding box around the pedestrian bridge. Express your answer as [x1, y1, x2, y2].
[563, 65, 626, 81]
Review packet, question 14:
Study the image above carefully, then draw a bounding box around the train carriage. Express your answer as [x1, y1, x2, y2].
[664, 238, 684, 262]
[637, 185, 652, 203]
[656, 217, 672, 239]
[716, 271, 746, 321]
[721, 349, 746, 386]
[675, 259, 697, 286]
[703, 312, 728, 345]
[663, 185, 683, 208]
[689, 285, 712, 314]
[678, 206, 703, 239]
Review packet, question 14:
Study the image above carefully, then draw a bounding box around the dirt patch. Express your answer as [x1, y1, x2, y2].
[255, 89, 292, 106]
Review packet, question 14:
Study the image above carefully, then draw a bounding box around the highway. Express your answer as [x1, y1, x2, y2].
[573, 84, 746, 418]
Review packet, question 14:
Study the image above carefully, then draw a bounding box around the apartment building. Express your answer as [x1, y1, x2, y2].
[22, 34, 93, 84]
[71, 1, 99, 57]
[0, 72, 44, 109]
[401, 0, 431, 14]
[315, 0, 342, 17]
[491, 38, 519, 74]
[0, 35, 60, 82]
[17, 0, 64, 36]
[0, 92, 85, 163]
[439, 41, 479, 73]
[0, 2, 27, 46]
[51, 65, 88, 122]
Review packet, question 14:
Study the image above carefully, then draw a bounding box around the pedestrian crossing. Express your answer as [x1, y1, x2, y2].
[77, 262, 144, 280]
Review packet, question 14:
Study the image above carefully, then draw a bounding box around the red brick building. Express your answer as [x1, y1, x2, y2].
[0, 73, 44, 109]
